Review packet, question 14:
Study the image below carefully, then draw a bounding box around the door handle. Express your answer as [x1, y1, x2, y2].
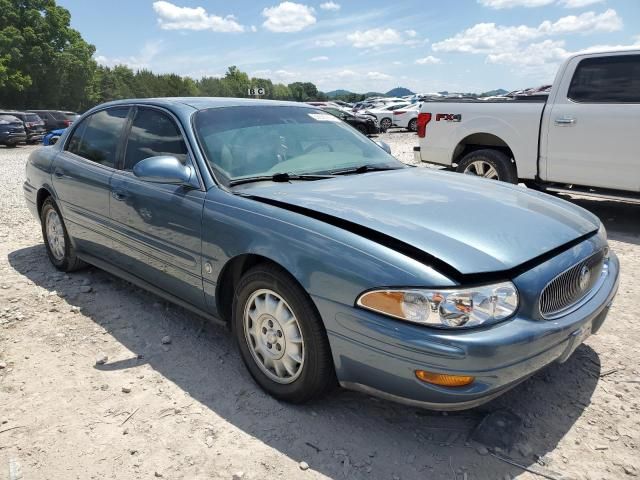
[53, 168, 65, 178]
[112, 190, 127, 201]
[554, 116, 576, 126]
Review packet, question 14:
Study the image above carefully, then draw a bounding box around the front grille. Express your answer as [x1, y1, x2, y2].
[539, 249, 606, 319]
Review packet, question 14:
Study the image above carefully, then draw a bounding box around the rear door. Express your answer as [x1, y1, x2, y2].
[109, 106, 206, 310]
[544, 53, 640, 192]
[52, 107, 130, 258]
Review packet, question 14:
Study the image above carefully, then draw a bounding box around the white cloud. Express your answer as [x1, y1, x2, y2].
[560, 0, 604, 7]
[152, 1, 244, 32]
[262, 2, 316, 32]
[487, 39, 570, 66]
[335, 69, 357, 78]
[433, 9, 623, 55]
[347, 28, 421, 48]
[310, 55, 329, 61]
[415, 55, 442, 65]
[319, 1, 340, 11]
[478, 0, 554, 8]
[366, 71, 392, 81]
[481, 0, 607, 8]
[315, 39, 336, 47]
[251, 25, 257, 32]
[95, 40, 163, 70]
[252, 68, 300, 82]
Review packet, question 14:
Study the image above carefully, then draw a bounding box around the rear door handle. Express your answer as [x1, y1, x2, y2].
[112, 190, 127, 201]
[554, 116, 576, 126]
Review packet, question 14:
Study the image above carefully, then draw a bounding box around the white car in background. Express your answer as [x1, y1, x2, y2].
[364, 103, 411, 131]
[391, 103, 420, 132]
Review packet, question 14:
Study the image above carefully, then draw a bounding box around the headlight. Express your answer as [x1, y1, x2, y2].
[357, 282, 518, 328]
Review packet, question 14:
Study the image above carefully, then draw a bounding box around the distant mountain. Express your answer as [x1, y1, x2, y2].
[324, 86, 415, 99]
[386, 87, 414, 97]
[325, 89, 353, 98]
[480, 88, 508, 97]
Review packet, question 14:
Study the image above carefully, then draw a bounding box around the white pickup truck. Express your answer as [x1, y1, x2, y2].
[415, 49, 640, 201]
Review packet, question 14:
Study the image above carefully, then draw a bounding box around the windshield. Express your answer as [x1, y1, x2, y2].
[194, 105, 403, 184]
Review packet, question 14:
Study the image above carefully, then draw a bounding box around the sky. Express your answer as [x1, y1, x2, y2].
[57, 0, 640, 94]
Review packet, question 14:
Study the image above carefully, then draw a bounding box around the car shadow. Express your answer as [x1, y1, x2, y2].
[8, 244, 602, 480]
[558, 195, 640, 246]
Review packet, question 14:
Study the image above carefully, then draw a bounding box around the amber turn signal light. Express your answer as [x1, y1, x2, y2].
[415, 370, 475, 387]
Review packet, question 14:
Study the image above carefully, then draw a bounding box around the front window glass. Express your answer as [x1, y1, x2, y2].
[124, 108, 187, 170]
[194, 106, 402, 183]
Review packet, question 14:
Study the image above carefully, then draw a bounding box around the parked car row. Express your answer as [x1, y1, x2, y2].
[0, 109, 78, 148]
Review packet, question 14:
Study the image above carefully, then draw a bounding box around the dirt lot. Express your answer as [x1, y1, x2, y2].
[1, 134, 639, 480]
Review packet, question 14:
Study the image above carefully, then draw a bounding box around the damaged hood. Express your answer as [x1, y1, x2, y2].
[242, 168, 599, 275]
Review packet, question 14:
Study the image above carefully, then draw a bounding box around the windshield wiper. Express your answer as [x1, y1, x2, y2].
[330, 164, 401, 175]
[229, 172, 334, 187]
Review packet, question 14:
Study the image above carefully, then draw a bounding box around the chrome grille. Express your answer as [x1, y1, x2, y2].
[539, 249, 606, 319]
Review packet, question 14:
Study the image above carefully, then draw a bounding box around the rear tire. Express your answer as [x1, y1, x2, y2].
[6, 143, 17, 148]
[408, 118, 417, 132]
[232, 264, 335, 403]
[456, 149, 517, 184]
[380, 117, 392, 131]
[40, 197, 86, 272]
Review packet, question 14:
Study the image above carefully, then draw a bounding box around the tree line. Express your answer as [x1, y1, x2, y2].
[1, 0, 363, 113]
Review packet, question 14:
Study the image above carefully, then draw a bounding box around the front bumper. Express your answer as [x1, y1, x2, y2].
[320, 249, 619, 411]
[1, 132, 27, 145]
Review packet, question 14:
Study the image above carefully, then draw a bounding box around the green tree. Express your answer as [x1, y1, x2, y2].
[0, 0, 97, 110]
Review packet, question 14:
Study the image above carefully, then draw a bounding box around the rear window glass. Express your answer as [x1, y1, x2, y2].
[25, 114, 41, 122]
[68, 108, 129, 167]
[50, 111, 66, 120]
[568, 55, 640, 103]
[0, 115, 20, 123]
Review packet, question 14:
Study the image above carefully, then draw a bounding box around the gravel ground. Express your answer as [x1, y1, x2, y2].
[1, 137, 639, 480]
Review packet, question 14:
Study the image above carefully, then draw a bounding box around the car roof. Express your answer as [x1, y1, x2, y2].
[98, 97, 306, 111]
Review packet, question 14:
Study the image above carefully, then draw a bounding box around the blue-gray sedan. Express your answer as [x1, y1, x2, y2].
[23, 98, 619, 410]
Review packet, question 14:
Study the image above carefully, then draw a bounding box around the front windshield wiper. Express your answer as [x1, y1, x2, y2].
[229, 172, 335, 187]
[330, 164, 402, 175]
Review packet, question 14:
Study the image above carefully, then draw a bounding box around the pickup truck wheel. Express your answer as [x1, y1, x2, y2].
[457, 149, 517, 184]
[408, 118, 417, 132]
[40, 197, 86, 272]
[233, 264, 335, 403]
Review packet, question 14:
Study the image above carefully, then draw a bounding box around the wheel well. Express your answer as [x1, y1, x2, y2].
[452, 133, 515, 167]
[215, 254, 285, 325]
[36, 188, 53, 216]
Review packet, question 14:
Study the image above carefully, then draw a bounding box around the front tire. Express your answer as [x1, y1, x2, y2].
[40, 197, 85, 272]
[379, 117, 392, 131]
[356, 124, 368, 135]
[456, 149, 517, 184]
[232, 264, 335, 403]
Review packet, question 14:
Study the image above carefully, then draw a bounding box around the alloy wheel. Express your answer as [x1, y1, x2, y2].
[463, 160, 499, 180]
[243, 289, 305, 384]
[45, 209, 66, 261]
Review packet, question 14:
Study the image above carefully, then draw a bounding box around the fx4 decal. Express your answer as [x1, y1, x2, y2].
[435, 113, 462, 122]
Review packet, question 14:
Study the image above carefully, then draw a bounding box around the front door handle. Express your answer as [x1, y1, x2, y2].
[554, 116, 576, 126]
[53, 168, 65, 178]
[112, 190, 127, 201]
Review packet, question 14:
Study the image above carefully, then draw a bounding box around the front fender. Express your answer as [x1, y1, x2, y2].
[201, 188, 454, 316]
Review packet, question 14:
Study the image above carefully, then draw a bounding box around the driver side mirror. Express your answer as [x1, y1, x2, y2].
[133, 156, 198, 188]
[375, 141, 392, 155]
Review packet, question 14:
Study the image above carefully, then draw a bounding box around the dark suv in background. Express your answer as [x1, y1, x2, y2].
[0, 114, 27, 147]
[0, 111, 46, 143]
[27, 110, 79, 132]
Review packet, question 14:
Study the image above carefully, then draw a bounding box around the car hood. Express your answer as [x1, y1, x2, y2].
[242, 168, 599, 275]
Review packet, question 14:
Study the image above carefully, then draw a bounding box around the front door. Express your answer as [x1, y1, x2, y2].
[109, 106, 206, 310]
[545, 53, 640, 192]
